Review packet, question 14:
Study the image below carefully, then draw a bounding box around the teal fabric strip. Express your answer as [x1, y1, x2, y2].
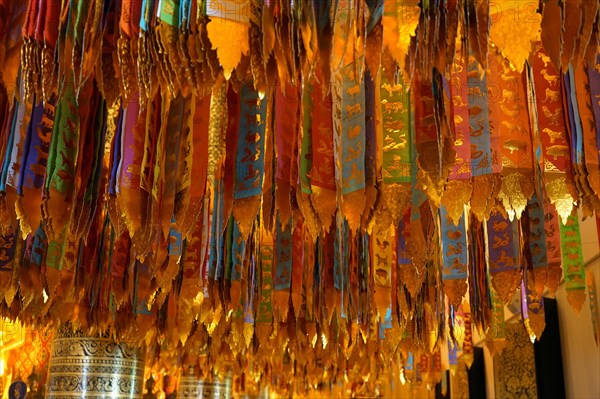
[234, 84, 267, 200]
[339, 62, 366, 195]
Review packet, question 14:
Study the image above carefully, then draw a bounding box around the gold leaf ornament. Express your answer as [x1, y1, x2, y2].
[382, 0, 420, 70]
[489, 0, 541, 71]
[207, 18, 250, 80]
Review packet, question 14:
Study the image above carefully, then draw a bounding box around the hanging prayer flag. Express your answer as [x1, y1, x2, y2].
[573, 63, 600, 207]
[309, 72, 336, 231]
[256, 226, 274, 343]
[522, 272, 545, 342]
[332, 59, 366, 231]
[530, 42, 576, 222]
[559, 210, 587, 313]
[274, 84, 299, 227]
[233, 83, 268, 237]
[378, 70, 411, 226]
[587, 270, 600, 346]
[486, 208, 521, 304]
[372, 224, 393, 320]
[487, 51, 534, 219]
[466, 52, 500, 221]
[544, 203, 563, 296]
[440, 206, 468, 309]
[442, 48, 472, 224]
[274, 215, 292, 320]
[485, 285, 507, 356]
[525, 194, 548, 298]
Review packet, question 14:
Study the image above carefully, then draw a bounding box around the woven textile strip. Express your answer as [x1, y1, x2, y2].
[443, 49, 472, 224]
[228, 218, 245, 317]
[5, 84, 32, 232]
[310, 72, 336, 231]
[332, 61, 366, 231]
[16, 95, 56, 235]
[530, 42, 575, 221]
[274, 216, 292, 320]
[297, 81, 317, 236]
[372, 224, 393, 320]
[573, 63, 600, 206]
[559, 211, 586, 313]
[466, 53, 499, 221]
[564, 66, 590, 210]
[291, 217, 304, 317]
[486, 209, 521, 304]
[526, 194, 548, 298]
[487, 52, 534, 219]
[587, 270, 600, 345]
[522, 270, 545, 342]
[116, 93, 144, 237]
[274, 84, 298, 226]
[588, 53, 600, 172]
[255, 227, 274, 342]
[379, 71, 411, 226]
[440, 206, 468, 308]
[544, 203, 563, 295]
[334, 214, 349, 318]
[407, 111, 428, 297]
[233, 84, 267, 237]
[485, 286, 507, 356]
[413, 75, 441, 205]
[0, 230, 17, 303]
[178, 94, 210, 236]
[158, 95, 184, 240]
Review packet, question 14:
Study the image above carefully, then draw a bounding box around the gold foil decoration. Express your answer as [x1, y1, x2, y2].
[545, 177, 577, 224]
[206, 19, 250, 80]
[489, 1, 541, 72]
[498, 172, 535, 220]
[471, 174, 502, 222]
[441, 180, 472, 226]
[382, 0, 420, 72]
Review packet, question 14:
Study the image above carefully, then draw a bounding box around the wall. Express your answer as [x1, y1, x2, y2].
[555, 214, 599, 398]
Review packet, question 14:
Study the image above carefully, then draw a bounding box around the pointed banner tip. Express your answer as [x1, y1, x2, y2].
[567, 290, 587, 315]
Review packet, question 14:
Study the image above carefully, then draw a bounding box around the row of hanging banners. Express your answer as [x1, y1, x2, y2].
[0, 0, 599, 396]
